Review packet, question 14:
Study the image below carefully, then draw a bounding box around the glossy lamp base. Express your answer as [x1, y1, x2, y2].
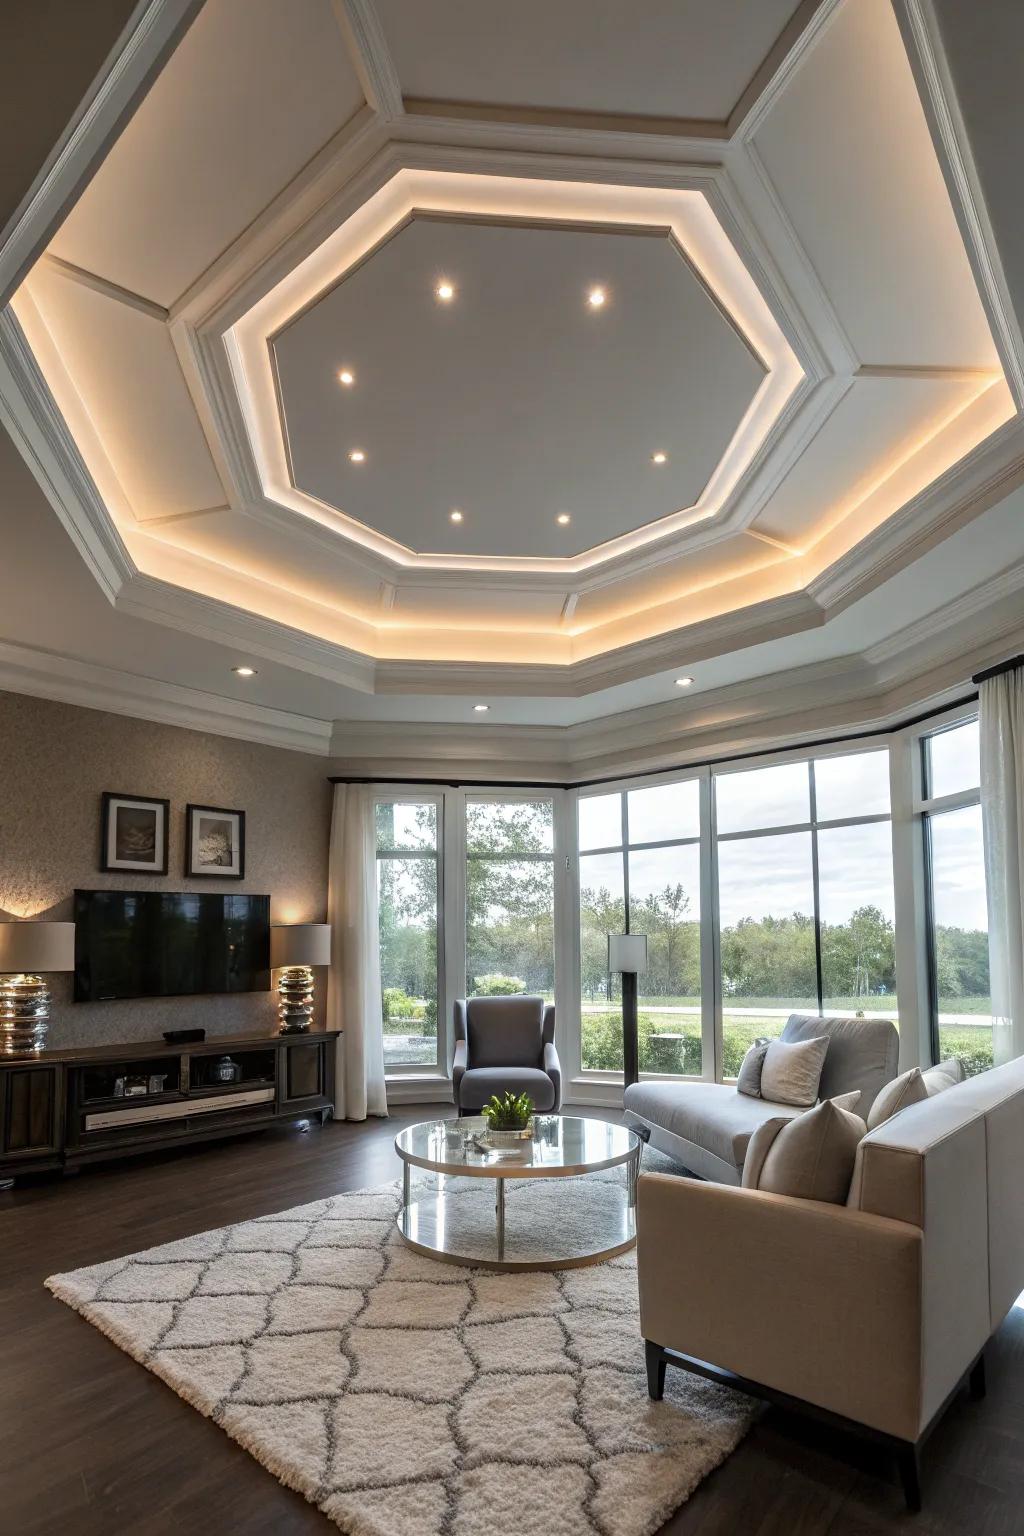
[277, 965, 314, 1033]
[0, 973, 50, 1054]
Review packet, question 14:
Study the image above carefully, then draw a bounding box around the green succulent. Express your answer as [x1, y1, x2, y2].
[481, 1090, 534, 1130]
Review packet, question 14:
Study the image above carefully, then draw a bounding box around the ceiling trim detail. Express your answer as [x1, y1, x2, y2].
[3, 0, 1023, 702]
[1, 557, 1020, 777]
[0, 0, 202, 308]
[892, 0, 1024, 409]
[216, 158, 805, 575]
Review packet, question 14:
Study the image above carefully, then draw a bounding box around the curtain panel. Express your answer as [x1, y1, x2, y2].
[980, 667, 1024, 1067]
[327, 783, 388, 1119]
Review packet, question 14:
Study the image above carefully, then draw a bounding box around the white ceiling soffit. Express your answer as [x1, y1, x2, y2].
[0, 0, 1022, 706]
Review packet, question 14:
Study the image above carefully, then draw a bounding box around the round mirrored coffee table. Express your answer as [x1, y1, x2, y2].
[394, 1115, 642, 1271]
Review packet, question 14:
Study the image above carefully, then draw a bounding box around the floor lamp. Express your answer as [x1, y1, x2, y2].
[608, 933, 648, 1088]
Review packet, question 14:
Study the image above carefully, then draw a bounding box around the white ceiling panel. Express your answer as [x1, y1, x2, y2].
[376, 0, 800, 123]
[26, 262, 225, 520]
[387, 584, 567, 627]
[753, 0, 997, 368]
[140, 508, 385, 617]
[274, 216, 764, 558]
[754, 374, 984, 545]
[50, 0, 364, 306]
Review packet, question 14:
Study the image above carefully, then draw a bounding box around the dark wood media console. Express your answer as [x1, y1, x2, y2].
[0, 1028, 340, 1182]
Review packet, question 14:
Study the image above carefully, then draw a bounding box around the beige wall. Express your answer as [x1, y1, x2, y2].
[0, 688, 332, 1048]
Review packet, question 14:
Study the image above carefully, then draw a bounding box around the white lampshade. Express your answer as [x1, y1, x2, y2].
[0, 921, 76, 973]
[271, 923, 331, 968]
[607, 932, 648, 974]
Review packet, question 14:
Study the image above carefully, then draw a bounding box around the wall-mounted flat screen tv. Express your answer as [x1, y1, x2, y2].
[74, 890, 271, 1002]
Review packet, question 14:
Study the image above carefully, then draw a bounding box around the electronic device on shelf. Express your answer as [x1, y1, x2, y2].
[163, 1028, 206, 1044]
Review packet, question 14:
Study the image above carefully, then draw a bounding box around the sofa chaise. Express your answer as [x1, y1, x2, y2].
[623, 1012, 899, 1183]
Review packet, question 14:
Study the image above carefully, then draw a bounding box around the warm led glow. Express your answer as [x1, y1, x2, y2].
[450, 509, 464, 523]
[232, 665, 257, 677]
[652, 452, 667, 465]
[473, 703, 489, 712]
[587, 287, 606, 308]
[436, 281, 455, 301]
[348, 449, 366, 463]
[337, 369, 354, 386]
[675, 676, 694, 688]
[556, 513, 571, 525]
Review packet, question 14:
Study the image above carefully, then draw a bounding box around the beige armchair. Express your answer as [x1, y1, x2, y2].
[636, 1055, 1024, 1508]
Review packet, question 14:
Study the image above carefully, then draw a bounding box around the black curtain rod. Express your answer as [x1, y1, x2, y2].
[327, 688, 979, 791]
[972, 654, 1024, 685]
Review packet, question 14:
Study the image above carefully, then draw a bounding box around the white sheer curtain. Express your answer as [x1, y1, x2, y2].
[326, 783, 388, 1119]
[980, 666, 1024, 1066]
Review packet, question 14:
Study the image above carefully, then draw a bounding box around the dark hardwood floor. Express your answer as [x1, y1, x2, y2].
[3, 1106, 1023, 1535]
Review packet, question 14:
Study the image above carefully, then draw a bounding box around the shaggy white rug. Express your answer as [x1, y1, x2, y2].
[46, 1176, 755, 1536]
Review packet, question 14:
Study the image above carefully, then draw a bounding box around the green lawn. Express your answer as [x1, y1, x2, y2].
[581, 1010, 994, 1079]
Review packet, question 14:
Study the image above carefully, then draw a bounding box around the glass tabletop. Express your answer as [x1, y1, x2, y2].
[394, 1114, 640, 1178]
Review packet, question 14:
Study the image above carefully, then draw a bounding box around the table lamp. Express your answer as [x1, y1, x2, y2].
[270, 923, 331, 1033]
[0, 921, 76, 1053]
[608, 932, 648, 1088]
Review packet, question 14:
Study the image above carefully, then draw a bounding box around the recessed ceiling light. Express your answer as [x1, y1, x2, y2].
[233, 666, 257, 678]
[436, 281, 455, 302]
[675, 676, 694, 688]
[450, 509, 464, 523]
[556, 513, 571, 525]
[652, 451, 668, 465]
[473, 703, 489, 713]
[587, 287, 606, 308]
[338, 369, 354, 386]
[348, 449, 366, 463]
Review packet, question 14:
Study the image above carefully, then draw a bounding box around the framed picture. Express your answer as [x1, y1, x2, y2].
[186, 804, 245, 879]
[101, 792, 170, 874]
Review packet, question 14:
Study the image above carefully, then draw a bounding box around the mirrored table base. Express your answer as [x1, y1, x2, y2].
[396, 1170, 638, 1271]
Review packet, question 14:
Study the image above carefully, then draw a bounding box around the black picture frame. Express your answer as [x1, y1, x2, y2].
[100, 792, 170, 875]
[185, 803, 246, 879]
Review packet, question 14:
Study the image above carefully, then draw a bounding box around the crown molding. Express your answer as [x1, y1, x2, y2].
[0, 307, 134, 603]
[113, 572, 377, 694]
[329, 557, 1024, 780]
[0, 639, 333, 756]
[892, 0, 1024, 410]
[334, 0, 403, 120]
[0, 0, 202, 308]
[373, 591, 822, 697]
[0, 563, 1019, 775]
[809, 413, 1024, 612]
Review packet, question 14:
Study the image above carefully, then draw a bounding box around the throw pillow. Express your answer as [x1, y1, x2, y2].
[760, 1035, 829, 1107]
[866, 1066, 928, 1130]
[922, 1058, 965, 1096]
[736, 1040, 770, 1098]
[742, 1098, 865, 1204]
[830, 1090, 862, 1114]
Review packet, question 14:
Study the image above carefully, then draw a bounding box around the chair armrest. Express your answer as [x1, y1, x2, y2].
[452, 1038, 468, 1105]
[637, 1172, 924, 1441]
[543, 1040, 561, 1110]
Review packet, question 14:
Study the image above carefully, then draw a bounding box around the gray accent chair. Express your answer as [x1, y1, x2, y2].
[624, 1012, 899, 1184]
[452, 996, 561, 1113]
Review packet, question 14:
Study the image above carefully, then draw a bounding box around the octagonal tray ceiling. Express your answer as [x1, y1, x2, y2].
[272, 215, 765, 558]
[3, 0, 1020, 696]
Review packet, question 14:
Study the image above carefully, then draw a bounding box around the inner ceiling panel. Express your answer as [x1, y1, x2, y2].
[273, 216, 765, 559]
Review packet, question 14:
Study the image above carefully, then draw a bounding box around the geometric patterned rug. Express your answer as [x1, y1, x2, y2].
[46, 1176, 755, 1536]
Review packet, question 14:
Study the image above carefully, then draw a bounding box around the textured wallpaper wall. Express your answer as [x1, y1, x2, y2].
[0, 689, 332, 1048]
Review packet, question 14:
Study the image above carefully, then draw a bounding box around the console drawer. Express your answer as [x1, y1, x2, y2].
[84, 1086, 274, 1132]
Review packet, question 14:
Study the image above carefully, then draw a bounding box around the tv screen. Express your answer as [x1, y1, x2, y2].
[74, 890, 270, 1002]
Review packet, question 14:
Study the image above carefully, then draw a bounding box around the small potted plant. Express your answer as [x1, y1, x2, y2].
[481, 1090, 535, 1144]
